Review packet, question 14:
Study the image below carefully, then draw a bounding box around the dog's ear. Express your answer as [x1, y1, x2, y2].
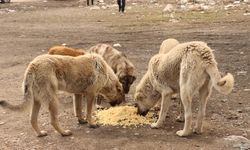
[127, 76, 136, 84]
[116, 82, 123, 93]
[131, 76, 136, 82]
[134, 92, 144, 101]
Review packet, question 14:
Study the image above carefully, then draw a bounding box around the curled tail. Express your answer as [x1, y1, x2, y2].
[206, 65, 234, 95]
[0, 71, 34, 111]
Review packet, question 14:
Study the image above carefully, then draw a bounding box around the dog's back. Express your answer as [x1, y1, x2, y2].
[48, 46, 86, 57]
[159, 38, 180, 54]
[88, 44, 136, 94]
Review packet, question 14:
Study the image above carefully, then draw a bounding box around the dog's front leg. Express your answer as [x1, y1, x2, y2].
[86, 93, 99, 128]
[73, 94, 87, 124]
[151, 92, 172, 129]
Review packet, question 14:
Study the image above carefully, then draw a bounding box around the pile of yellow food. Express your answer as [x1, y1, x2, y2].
[94, 106, 157, 127]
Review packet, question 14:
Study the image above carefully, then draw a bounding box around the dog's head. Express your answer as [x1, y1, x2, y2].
[99, 64, 126, 106]
[100, 81, 125, 106]
[134, 77, 161, 116]
[119, 75, 136, 94]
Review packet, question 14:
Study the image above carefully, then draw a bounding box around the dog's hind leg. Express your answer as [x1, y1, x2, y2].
[73, 94, 87, 124]
[151, 90, 173, 129]
[176, 85, 193, 137]
[194, 79, 212, 134]
[31, 100, 47, 137]
[48, 97, 72, 136]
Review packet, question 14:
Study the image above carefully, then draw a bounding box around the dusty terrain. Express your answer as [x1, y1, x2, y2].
[0, 0, 250, 149]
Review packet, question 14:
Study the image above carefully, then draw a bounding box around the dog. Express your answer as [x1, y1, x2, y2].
[159, 38, 180, 54]
[0, 53, 125, 137]
[154, 38, 180, 110]
[135, 41, 234, 137]
[48, 46, 86, 56]
[88, 44, 136, 94]
[48, 45, 115, 110]
[137, 38, 181, 116]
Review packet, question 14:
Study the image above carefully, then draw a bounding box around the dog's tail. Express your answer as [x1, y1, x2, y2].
[0, 70, 34, 111]
[206, 65, 234, 95]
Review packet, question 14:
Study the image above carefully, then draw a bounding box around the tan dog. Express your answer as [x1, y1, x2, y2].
[0, 54, 125, 137]
[48, 46, 86, 56]
[48, 45, 114, 110]
[88, 44, 136, 94]
[135, 41, 234, 137]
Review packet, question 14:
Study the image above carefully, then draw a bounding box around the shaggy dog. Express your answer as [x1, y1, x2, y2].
[88, 44, 136, 94]
[159, 38, 180, 54]
[135, 41, 234, 137]
[0, 54, 125, 137]
[136, 38, 180, 114]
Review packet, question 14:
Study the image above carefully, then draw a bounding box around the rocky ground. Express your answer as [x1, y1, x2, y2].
[0, 0, 250, 149]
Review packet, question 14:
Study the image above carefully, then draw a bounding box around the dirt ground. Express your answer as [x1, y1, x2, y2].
[0, 0, 250, 150]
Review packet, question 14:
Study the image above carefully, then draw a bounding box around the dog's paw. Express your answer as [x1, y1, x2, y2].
[37, 130, 48, 137]
[153, 106, 160, 111]
[176, 115, 184, 122]
[150, 123, 160, 129]
[78, 119, 88, 125]
[193, 127, 203, 135]
[96, 104, 105, 110]
[176, 130, 191, 137]
[88, 124, 100, 129]
[61, 130, 72, 136]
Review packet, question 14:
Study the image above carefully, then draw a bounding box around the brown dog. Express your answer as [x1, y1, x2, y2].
[0, 54, 124, 137]
[48, 45, 113, 109]
[88, 44, 136, 94]
[48, 46, 86, 56]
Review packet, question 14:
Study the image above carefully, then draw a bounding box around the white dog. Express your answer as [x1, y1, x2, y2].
[135, 41, 234, 137]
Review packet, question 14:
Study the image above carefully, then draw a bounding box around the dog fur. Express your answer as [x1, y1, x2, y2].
[88, 44, 136, 94]
[48, 45, 118, 110]
[48, 46, 86, 56]
[135, 38, 180, 112]
[135, 41, 234, 137]
[0, 53, 124, 137]
[159, 38, 180, 54]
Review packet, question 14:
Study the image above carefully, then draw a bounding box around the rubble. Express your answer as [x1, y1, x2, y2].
[223, 135, 250, 149]
[237, 71, 247, 76]
[113, 43, 121, 47]
[163, 4, 174, 13]
[90, 6, 101, 10]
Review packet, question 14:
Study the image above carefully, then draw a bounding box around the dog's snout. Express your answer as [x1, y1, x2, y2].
[123, 85, 130, 94]
[109, 101, 118, 106]
[137, 107, 149, 116]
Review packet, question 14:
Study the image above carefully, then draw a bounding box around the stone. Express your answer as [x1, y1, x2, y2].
[163, 4, 174, 13]
[90, 6, 101, 10]
[224, 135, 250, 149]
[244, 89, 250, 92]
[244, 0, 250, 4]
[237, 71, 247, 76]
[113, 43, 121, 47]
